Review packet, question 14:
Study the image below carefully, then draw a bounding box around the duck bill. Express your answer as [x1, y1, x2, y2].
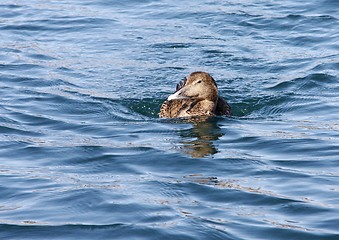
[167, 84, 200, 101]
[167, 92, 189, 101]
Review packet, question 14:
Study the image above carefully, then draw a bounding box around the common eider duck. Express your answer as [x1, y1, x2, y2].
[159, 71, 231, 118]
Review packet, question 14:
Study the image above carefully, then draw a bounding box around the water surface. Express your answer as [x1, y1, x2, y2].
[1, 0, 339, 239]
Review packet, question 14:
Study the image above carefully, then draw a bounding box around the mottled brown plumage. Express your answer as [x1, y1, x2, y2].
[159, 72, 231, 118]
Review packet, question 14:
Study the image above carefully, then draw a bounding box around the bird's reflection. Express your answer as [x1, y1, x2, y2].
[178, 117, 223, 158]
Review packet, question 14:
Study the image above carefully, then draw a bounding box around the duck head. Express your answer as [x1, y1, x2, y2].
[167, 72, 218, 103]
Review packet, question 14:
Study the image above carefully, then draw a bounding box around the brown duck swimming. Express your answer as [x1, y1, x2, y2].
[159, 71, 231, 118]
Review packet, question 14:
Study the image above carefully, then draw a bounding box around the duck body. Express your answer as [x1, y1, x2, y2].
[159, 72, 231, 118]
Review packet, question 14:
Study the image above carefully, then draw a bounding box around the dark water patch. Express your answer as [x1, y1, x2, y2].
[229, 94, 291, 118]
[0, 47, 22, 53]
[0, 4, 23, 18]
[201, 49, 233, 59]
[311, 60, 339, 73]
[0, 63, 44, 72]
[0, 4, 22, 9]
[119, 98, 162, 119]
[151, 43, 194, 49]
[26, 53, 57, 61]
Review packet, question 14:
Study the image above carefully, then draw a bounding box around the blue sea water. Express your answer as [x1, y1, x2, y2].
[0, 0, 339, 239]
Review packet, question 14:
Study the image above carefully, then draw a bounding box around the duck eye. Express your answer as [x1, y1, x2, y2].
[197, 80, 202, 84]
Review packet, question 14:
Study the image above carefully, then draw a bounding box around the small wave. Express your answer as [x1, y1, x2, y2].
[1, 17, 116, 34]
[269, 73, 336, 92]
[233, 73, 338, 118]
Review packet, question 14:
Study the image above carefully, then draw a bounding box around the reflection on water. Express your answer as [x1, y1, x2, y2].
[178, 118, 223, 158]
